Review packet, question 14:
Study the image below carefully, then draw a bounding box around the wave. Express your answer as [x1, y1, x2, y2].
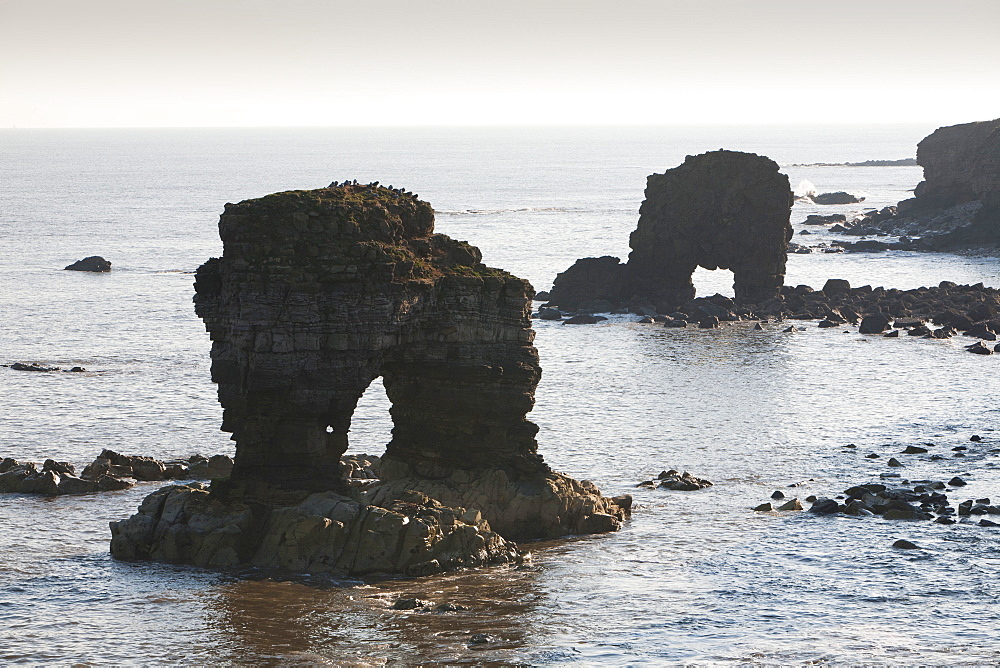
[793, 180, 818, 198]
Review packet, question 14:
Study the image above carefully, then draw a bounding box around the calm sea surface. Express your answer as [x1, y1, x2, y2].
[2, 126, 999, 664]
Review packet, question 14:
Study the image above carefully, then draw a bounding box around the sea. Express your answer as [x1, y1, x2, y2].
[2, 125, 1000, 665]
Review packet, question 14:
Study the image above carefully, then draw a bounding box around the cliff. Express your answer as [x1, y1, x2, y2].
[850, 119, 1000, 250]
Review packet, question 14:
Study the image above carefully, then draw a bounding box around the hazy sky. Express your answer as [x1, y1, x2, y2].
[2, 0, 998, 127]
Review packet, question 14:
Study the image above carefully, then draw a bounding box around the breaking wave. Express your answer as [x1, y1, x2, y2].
[794, 180, 818, 198]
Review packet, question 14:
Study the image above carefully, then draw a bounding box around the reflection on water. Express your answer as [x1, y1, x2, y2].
[4, 313, 1000, 664]
[4, 126, 1000, 664]
[200, 563, 547, 665]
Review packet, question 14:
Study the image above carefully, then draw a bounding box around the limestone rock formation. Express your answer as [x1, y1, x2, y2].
[836, 119, 1000, 249]
[547, 150, 793, 312]
[110, 182, 629, 575]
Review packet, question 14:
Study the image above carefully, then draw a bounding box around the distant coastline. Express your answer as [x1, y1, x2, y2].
[785, 158, 918, 167]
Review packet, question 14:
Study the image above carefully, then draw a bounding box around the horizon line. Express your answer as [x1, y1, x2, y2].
[1, 120, 952, 131]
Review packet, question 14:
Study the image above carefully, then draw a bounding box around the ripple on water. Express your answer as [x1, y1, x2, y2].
[3, 126, 1000, 664]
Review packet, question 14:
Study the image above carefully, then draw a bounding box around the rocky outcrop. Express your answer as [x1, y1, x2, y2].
[111, 182, 629, 576]
[811, 192, 865, 205]
[110, 484, 522, 576]
[4, 362, 87, 373]
[0, 450, 234, 495]
[547, 151, 793, 312]
[64, 256, 111, 272]
[832, 119, 1000, 250]
[637, 469, 713, 491]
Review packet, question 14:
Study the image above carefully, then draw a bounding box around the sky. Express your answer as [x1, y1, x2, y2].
[1, 0, 998, 128]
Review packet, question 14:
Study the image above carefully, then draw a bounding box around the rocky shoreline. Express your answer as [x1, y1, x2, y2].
[538, 279, 1000, 355]
[111, 478, 525, 577]
[0, 450, 234, 495]
[810, 119, 1000, 252]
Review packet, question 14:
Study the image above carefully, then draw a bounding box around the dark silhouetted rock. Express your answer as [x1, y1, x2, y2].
[803, 214, 847, 225]
[562, 314, 607, 325]
[809, 498, 841, 514]
[859, 313, 892, 334]
[968, 341, 993, 355]
[10, 362, 60, 372]
[654, 469, 713, 491]
[822, 279, 851, 296]
[536, 307, 562, 320]
[548, 150, 792, 311]
[111, 182, 630, 577]
[813, 192, 865, 205]
[64, 256, 112, 272]
[892, 539, 920, 549]
[848, 119, 1000, 250]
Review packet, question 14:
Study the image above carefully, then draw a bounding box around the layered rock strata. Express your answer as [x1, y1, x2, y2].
[548, 150, 793, 312]
[834, 119, 1000, 249]
[111, 182, 629, 575]
[111, 484, 521, 576]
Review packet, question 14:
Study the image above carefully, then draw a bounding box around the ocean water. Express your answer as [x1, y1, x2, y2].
[2, 125, 1000, 665]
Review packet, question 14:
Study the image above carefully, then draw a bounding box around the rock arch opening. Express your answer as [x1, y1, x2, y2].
[340, 376, 392, 456]
[691, 267, 737, 300]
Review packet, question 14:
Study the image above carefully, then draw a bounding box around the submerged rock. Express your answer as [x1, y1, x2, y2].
[64, 256, 112, 272]
[777, 498, 804, 511]
[892, 539, 920, 550]
[812, 192, 865, 205]
[638, 469, 713, 492]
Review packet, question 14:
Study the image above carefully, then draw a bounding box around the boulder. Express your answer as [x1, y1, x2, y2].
[562, 314, 607, 325]
[652, 469, 713, 491]
[803, 214, 847, 225]
[64, 256, 112, 272]
[813, 192, 865, 205]
[821, 279, 851, 296]
[809, 498, 841, 514]
[859, 313, 892, 334]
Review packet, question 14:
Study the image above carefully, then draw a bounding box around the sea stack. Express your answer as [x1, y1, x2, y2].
[844, 118, 1000, 249]
[110, 182, 629, 576]
[547, 150, 793, 312]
